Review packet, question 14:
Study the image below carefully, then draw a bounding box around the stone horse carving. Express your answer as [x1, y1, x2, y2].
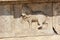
[21, 4, 47, 29]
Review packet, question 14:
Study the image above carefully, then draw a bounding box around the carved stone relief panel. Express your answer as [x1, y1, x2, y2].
[13, 3, 55, 37]
[0, 2, 58, 37]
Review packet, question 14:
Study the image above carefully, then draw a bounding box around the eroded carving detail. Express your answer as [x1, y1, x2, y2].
[21, 4, 48, 29]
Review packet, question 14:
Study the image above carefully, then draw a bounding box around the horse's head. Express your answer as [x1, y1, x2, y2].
[21, 4, 32, 17]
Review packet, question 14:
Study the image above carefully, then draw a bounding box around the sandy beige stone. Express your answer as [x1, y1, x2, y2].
[0, 35, 59, 40]
[53, 3, 60, 34]
[0, 5, 15, 37]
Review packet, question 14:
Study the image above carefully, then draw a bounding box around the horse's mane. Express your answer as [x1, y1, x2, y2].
[22, 4, 47, 16]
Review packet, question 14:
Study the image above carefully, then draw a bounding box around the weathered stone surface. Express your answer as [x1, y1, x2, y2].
[27, 3, 53, 16]
[54, 0, 60, 2]
[0, 0, 28, 1]
[53, 3, 60, 34]
[28, 0, 48, 2]
[0, 35, 59, 40]
[0, 0, 54, 2]
[0, 5, 15, 37]
[0, 0, 55, 3]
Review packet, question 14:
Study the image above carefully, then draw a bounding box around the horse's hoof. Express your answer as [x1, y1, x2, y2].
[38, 27, 42, 30]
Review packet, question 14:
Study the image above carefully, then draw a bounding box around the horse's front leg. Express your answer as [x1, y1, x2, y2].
[27, 20, 31, 28]
[37, 21, 43, 30]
